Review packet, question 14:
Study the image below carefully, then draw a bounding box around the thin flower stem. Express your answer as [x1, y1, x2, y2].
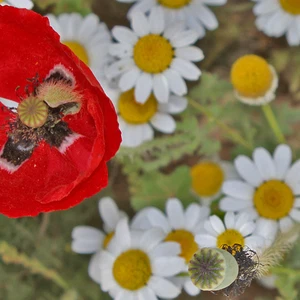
[187, 97, 253, 150]
[261, 104, 286, 144]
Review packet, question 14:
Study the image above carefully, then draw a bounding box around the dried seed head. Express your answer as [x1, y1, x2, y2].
[17, 96, 48, 128]
[188, 247, 239, 291]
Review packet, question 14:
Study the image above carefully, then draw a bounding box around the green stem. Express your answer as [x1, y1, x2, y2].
[188, 97, 253, 150]
[262, 104, 286, 144]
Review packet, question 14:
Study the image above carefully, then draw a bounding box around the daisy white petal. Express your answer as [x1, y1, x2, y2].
[112, 26, 138, 45]
[158, 95, 187, 114]
[289, 208, 300, 222]
[222, 180, 254, 200]
[140, 228, 165, 251]
[166, 198, 185, 229]
[153, 74, 169, 103]
[135, 73, 153, 104]
[195, 234, 217, 247]
[171, 58, 201, 80]
[224, 211, 235, 229]
[149, 242, 181, 258]
[150, 113, 176, 133]
[253, 147, 276, 180]
[148, 276, 181, 299]
[98, 251, 115, 270]
[119, 67, 141, 91]
[163, 69, 187, 96]
[115, 218, 131, 251]
[184, 203, 202, 231]
[209, 215, 226, 233]
[219, 196, 253, 211]
[88, 252, 102, 284]
[234, 155, 263, 187]
[131, 11, 150, 36]
[194, 4, 218, 30]
[149, 6, 165, 34]
[148, 209, 172, 233]
[137, 287, 158, 300]
[152, 257, 185, 277]
[175, 46, 204, 62]
[184, 279, 201, 296]
[170, 30, 199, 48]
[279, 216, 294, 232]
[274, 144, 292, 179]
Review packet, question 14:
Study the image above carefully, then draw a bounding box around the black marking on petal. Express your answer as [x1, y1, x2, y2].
[44, 64, 75, 87]
[1, 136, 36, 166]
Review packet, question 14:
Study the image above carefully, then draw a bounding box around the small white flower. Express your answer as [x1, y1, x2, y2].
[135, 198, 210, 296]
[108, 87, 187, 148]
[116, 0, 227, 38]
[46, 13, 112, 86]
[98, 218, 185, 300]
[0, 0, 33, 9]
[190, 159, 239, 205]
[253, 0, 300, 46]
[195, 212, 266, 253]
[230, 54, 278, 106]
[220, 144, 300, 237]
[71, 197, 127, 283]
[106, 7, 203, 104]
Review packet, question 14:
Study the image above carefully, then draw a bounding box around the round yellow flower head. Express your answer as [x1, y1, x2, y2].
[230, 54, 278, 105]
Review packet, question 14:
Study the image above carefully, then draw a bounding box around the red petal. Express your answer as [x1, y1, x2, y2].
[0, 7, 121, 217]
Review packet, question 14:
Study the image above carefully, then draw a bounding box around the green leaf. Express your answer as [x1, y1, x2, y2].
[130, 166, 197, 211]
[189, 72, 232, 105]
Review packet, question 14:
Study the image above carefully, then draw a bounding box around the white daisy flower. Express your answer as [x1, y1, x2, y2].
[98, 218, 185, 300]
[0, 0, 33, 9]
[138, 198, 210, 296]
[190, 159, 239, 205]
[195, 212, 266, 253]
[71, 197, 127, 284]
[117, 0, 227, 38]
[108, 88, 187, 147]
[106, 8, 204, 104]
[253, 0, 300, 46]
[46, 13, 112, 85]
[220, 144, 300, 235]
[230, 54, 278, 106]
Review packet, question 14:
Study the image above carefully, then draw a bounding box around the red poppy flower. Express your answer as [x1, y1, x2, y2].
[0, 7, 121, 218]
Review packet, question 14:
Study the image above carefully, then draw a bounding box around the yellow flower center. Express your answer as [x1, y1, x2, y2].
[113, 249, 152, 290]
[158, 0, 191, 9]
[217, 229, 245, 249]
[63, 41, 89, 66]
[280, 0, 300, 14]
[191, 162, 224, 197]
[103, 232, 114, 249]
[118, 89, 158, 124]
[230, 55, 273, 98]
[254, 180, 294, 219]
[165, 229, 198, 263]
[133, 34, 174, 73]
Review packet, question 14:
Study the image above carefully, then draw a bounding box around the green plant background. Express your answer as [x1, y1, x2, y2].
[1, 0, 300, 299]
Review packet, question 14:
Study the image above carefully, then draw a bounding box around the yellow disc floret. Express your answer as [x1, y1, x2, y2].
[280, 0, 300, 14]
[217, 229, 245, 249]
[191, 162, 225, 197]
[103, 232, 114, 249]
[254, 180, 294, 219]
[134, 34, 174, 73]
[231, 55, 273, 98]
[64, 41, 89, 66]
[118, 89, 158, 124]
[165, 229, 198, 263]
[158, 0, 191, 9]
[113, 249, 152, 290]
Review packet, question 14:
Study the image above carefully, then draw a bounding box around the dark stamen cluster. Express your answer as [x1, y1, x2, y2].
[219, 244, 259, 298]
